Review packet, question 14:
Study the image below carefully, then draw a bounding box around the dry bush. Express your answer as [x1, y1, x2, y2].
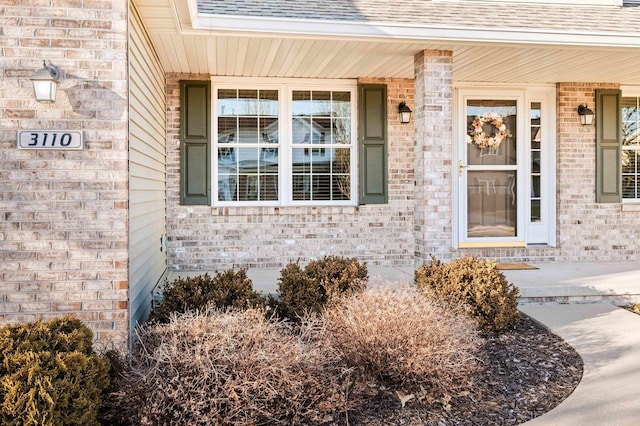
[318, 285, 482, 402]
[116, 309, 357, 425]
[276, 256, 368, 322]
[415, 256, 520, 333]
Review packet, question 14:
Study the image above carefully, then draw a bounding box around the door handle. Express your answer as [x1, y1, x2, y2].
[459, 160, 469, 177]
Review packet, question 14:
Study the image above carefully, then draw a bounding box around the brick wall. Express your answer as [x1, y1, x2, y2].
[555, 82, 640, 261]
[0, 1, 129, 350]
[166, 74, 415, 271]
[166, 73, 640, 272]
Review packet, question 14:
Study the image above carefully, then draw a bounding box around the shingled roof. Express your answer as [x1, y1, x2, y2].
[197, 0, 640, 35]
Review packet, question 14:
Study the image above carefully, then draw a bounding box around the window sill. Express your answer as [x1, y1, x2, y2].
[622, 203, 640, 212]
[210, 205, 360, 216]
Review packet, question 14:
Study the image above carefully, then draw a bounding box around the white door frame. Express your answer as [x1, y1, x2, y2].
[452, 84, 557, 249]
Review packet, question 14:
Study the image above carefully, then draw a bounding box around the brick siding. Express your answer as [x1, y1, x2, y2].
[166, 74, 415, 271]
[0, 0, 129, 350]
[166, 72, 640, 273]
[554, 82, 640, 261]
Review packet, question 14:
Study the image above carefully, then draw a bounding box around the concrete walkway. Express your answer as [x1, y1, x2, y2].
[519, 303, 640, 425]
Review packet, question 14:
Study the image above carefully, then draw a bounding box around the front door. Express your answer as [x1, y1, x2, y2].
[456, 88, 555, 248]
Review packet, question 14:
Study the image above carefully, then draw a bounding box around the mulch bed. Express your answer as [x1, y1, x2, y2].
[337, 314, 583, 425]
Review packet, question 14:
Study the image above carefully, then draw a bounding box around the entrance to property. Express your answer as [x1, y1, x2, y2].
[455, 87, 556, 248]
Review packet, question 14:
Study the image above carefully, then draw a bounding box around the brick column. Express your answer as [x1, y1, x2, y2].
[413, 50, 454, 264]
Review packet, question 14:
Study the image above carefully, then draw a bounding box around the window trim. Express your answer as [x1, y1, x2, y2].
[211, 78, 358, 207]
[620, 86, 640, 203]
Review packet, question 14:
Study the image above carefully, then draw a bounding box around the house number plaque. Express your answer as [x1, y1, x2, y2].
[17, 131, 83, 150]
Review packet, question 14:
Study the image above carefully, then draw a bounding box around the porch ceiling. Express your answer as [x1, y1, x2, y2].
[134, 0, 640, 85]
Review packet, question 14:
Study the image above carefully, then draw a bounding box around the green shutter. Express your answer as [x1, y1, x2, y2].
[358, 84, 388, 204]
[180, 80, 211, 205]
[595, 89, 622, 203]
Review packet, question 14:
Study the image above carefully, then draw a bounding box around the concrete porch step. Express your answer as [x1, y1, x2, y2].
[502, 262, 640, 306]
[165, 262, 640, 306]
[519, 294, 640, 305]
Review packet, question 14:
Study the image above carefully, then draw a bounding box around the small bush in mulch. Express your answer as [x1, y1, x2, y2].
[348, 313, 583, 425]
[149, 269, 265, 323]
[415, 256, 520, 333]
[318, 285, 482, 403]
[275, 256, 368, 322]
[114, 309, 358, 426]
[0, 316, 110, 426]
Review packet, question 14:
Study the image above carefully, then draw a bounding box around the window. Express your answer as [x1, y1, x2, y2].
[291, 90, 352, 201]
[621, 97, 640, 200]
[180, 80, 386, 207]
[213, 82, 357, 206]
[217, 89, 279, 202]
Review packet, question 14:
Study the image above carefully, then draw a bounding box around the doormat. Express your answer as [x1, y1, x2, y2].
[495, 263, 538, 270]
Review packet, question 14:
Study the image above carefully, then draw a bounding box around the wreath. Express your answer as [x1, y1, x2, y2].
[466, 113, 512, 151]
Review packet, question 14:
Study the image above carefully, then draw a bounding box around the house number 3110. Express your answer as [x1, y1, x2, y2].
[17, 131, 83, 150]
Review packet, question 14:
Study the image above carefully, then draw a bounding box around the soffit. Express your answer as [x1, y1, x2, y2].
[133, 0, 640, 84]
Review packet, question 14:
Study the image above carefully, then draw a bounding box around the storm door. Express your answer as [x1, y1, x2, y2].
[457, 88, 555, 248]
[458, 94, 525, 247]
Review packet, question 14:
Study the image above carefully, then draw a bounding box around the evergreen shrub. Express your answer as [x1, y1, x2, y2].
[150, 269, 264, 322]
[276, 255, 368, 321]
[0, 316, 110, 426]
[415, 256, 520, 333]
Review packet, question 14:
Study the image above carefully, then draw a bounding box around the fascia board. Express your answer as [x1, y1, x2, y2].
[189, 13, 640, 49]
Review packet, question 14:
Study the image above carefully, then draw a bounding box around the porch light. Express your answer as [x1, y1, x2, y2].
[398, 102, 412, 124]
[577, 104, 594, 126]
[30, 61, 61, 104]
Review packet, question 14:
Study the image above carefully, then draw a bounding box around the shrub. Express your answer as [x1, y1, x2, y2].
[150, 269, 264, 323]
[318, 285, 482, 401]
[276, 256, 368, 322]
[116, 309, 357, 425]
[0, 316, 110, 426]
[415, 256, 520, 333]
[627, 303, 640, 315]
[97, 350, 130, 426]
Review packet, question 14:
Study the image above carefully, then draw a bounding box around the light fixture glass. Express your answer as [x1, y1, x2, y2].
[30, 61, 61, 104]
[577, 104, 594, 126]
[398, 102, 412, 124]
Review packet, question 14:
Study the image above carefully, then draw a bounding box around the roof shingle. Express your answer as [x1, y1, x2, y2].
[197, 0, 640, 35]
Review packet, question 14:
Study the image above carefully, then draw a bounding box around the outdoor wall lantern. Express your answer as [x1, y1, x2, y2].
[30, 61, 62, 104]
[577, 104, 595, 126]
[398, 102, 412, 124]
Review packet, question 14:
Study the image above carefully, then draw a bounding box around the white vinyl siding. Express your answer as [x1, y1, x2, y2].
[129, 3, 167, 329]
